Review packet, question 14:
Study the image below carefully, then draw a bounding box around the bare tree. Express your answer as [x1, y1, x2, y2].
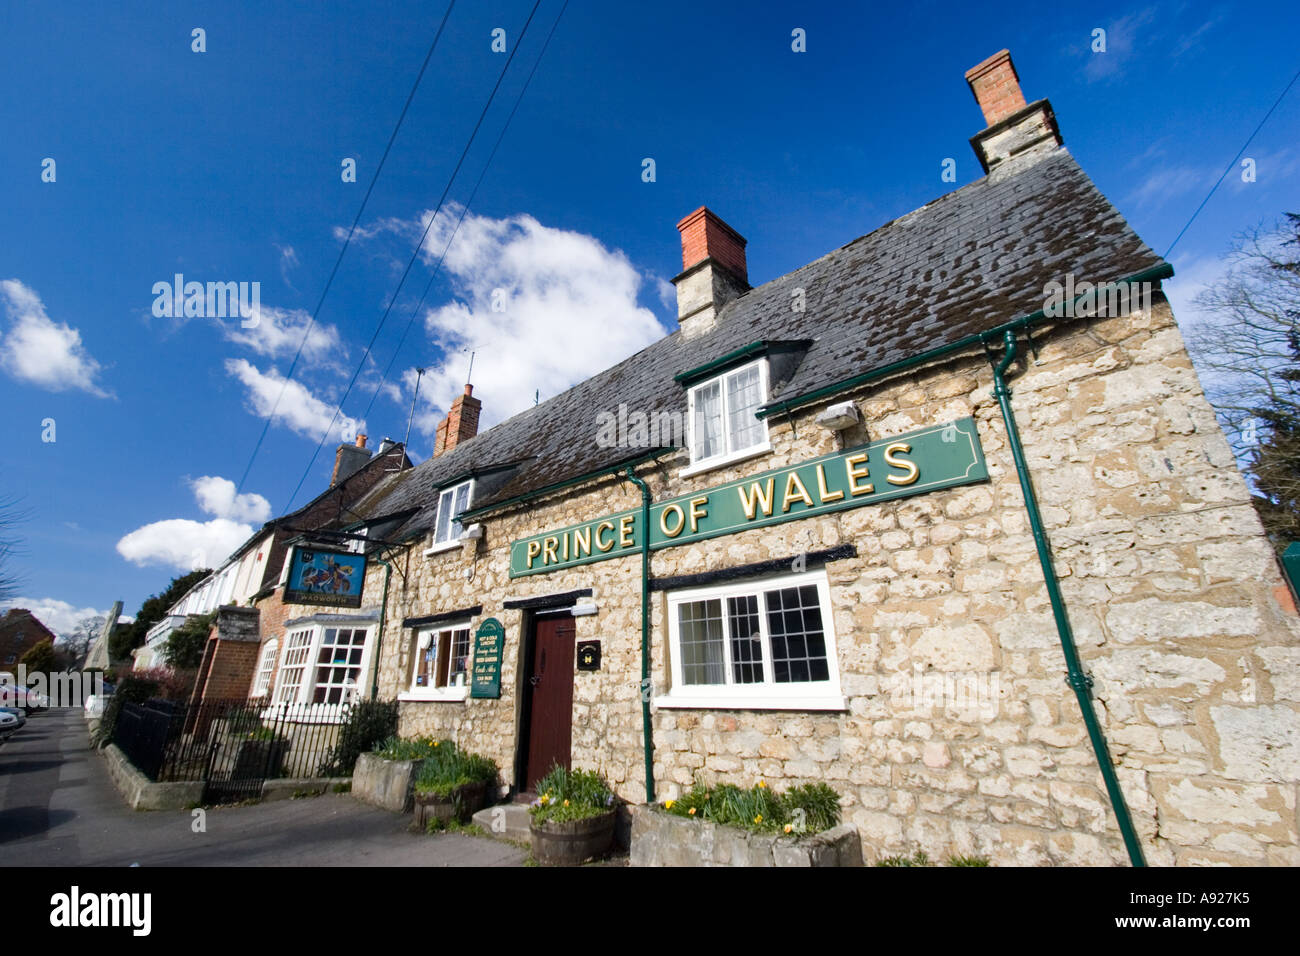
[1186, 213, 1300, 549]
[0, 493, 30, 606]
[65, 615, 106, 667]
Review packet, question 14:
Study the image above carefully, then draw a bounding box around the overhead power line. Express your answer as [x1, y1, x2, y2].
[281, 0, 548, 514]
[235, 1, 459, 496]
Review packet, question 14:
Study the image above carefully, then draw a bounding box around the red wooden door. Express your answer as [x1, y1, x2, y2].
[524, 615, 575, 792]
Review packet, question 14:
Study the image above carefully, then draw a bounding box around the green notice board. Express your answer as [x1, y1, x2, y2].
[1283, 543, 1300, 603]
[471, 618, 505, 699]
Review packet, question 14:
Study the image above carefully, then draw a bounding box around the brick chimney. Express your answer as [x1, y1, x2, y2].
[671, 207, 750, 339]
[331, 433, 372, 487]
[965, 50, 1063, 174]
[434, 384, 482, 457]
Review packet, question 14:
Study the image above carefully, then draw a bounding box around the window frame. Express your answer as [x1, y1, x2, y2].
[400, 621, 473, 702]
[268, 623, 374, 713]
[251, 638, 279, 698]
[656, 569, 846, 711]
[427, 479, 475, 553]
[683, 358, 772, 475]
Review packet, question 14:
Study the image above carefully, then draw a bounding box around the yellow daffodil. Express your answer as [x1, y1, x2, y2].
[754, 815, 763, 824]
[433, 741, 440, 747]
[783, 824, 793, 834]
[688, 807, 697, 816]
[757, 780, 767, 789]
[563, 799, 570, 807]
[664, 799, 675, 809]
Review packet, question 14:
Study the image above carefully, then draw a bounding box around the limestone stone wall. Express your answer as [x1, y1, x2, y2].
[368, 292, 1299, 866]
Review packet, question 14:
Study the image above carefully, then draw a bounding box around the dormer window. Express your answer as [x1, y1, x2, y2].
[430, 479, 474, 551]
[685, 358, 770, 472]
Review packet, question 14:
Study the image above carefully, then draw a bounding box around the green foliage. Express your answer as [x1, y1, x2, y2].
[112, 568, 212, 660]
[948, 855, 991, 867]
[19, 638, 57, 674]
[410, 739, 498, 797]
[319, 699, 398, 776]
[98, 674, 163, 742]
[425, 817, 487, 836]
[876, 850, 933, 867]
[373, 734, 439, 760]
[164, 612, 215, 670]
[530, 765, 616, 824]
[661, 780, 842, 836]
[332, 781, 352, 793]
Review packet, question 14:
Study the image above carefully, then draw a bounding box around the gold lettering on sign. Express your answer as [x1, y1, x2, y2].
[815, 464, 843, 503]
[846, 453, 874, 496]
[595, 521, 616, 552]
[574, 526, 592, 558]
[619, 514, 635, 548]
[782, 471, 815, 513]
[660, 504, 685, 538]
[542, 537, 559, 565]
[884, 442, 919, 486]
[689, 496, 708, 533]
[738, 477, 776, 520]
[526, 540, 541, 568]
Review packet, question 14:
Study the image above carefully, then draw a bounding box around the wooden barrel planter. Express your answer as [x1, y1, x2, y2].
[530, 810, 617, 865]
[415, 781, 488, 828]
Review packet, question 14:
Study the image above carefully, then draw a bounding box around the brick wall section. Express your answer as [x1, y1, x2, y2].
[368, 291, 1300, 867]
[434, 385, 482, 457]
[0, 609, 58, 666]
[676, 207, 748, 283]
[965, 49, 1027, 126]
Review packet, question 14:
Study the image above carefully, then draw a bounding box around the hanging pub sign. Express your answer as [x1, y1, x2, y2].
[471, 618, 506, 699]
[509, 417, 988, 578]
[283, 545, 367, 607]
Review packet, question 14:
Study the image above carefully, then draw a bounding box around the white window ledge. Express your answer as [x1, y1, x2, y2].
[653, 693, 847, 712]
[399, 687, 470, 704]
[678, 442, 773, 480]
[423, 539, 462, 557]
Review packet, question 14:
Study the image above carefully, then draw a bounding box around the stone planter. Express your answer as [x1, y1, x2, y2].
[351, 752, 427, 813]
[530, 810, 617, 865]
[629, 805, 863, 867]
[415, 781, 488, 828]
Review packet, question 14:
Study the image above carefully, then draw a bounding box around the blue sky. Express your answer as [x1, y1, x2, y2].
[2, 0, 1298, 634]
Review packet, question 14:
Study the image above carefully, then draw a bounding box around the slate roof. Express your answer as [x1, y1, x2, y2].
[354, 147, 1166, 543]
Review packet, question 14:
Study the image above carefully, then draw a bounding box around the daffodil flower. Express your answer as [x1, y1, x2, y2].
[688, 807, 697, 816]
[664, 799, 676, 809]
[754, 815, 763, 824]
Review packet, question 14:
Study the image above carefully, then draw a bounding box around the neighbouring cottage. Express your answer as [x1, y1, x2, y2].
[254, 50, 1298, 866]
[0, 608, 59, 668]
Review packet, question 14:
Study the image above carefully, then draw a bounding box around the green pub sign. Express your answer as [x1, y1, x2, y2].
[509, 418, 988, 577]
[470, 618, 506, 699]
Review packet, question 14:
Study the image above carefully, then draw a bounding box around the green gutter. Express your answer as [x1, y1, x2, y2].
[990, 329, 1146, 867]
[459, 446, 677, 522]
[623, 465, 656, 804]
[368, 556, 393, 700]
[756, 264, 1174, 421]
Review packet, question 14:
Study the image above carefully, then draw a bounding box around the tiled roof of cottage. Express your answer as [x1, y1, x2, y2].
[356, 147, 1166, 543]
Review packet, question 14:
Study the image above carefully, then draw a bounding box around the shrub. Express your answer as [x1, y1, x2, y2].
[97, 674, 162, 744]
[411, 740, 498, 798]
[319, 699, 398, 776]
[876, 850, 933, 867]
[529, 765, 616, 824]
[661, 779, 842, 836]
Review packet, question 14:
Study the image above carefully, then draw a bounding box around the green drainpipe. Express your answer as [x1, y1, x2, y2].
[369, 556, 393, 700]
[623, 466, 656, 804]
[989, 329, 1146, 867]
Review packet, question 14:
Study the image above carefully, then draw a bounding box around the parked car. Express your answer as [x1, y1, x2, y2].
[0, 684, 49, 715]
[0, 709, 21, 737]
[0, 706, 26, 730]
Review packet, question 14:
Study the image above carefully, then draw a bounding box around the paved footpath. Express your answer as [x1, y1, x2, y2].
[0, 707, 526, 867]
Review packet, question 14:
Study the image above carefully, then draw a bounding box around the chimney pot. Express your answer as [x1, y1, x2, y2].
[355, 433, 367, 448]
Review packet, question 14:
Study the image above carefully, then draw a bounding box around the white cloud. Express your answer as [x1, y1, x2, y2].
[225, 358, 364, 442]
[1083, 8, 1158, 82]
[0, 279, 111, 397]
[390, 205, 667, 432]
[1129, 165, 1207, 208]
[116, 475, 273, 571]
[222, 304, 342, 367]
[189, 475, 271, 524]
[277, 244, 300, 289]
[7, 597, 116, 640]
[116, 517, 252, 571]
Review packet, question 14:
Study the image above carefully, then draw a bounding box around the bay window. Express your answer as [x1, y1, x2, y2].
[658, 569, 845, 710]
[270, 623, 372, 708]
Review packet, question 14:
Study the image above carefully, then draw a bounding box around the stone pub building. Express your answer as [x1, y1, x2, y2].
[248, 51, 1299, 865]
